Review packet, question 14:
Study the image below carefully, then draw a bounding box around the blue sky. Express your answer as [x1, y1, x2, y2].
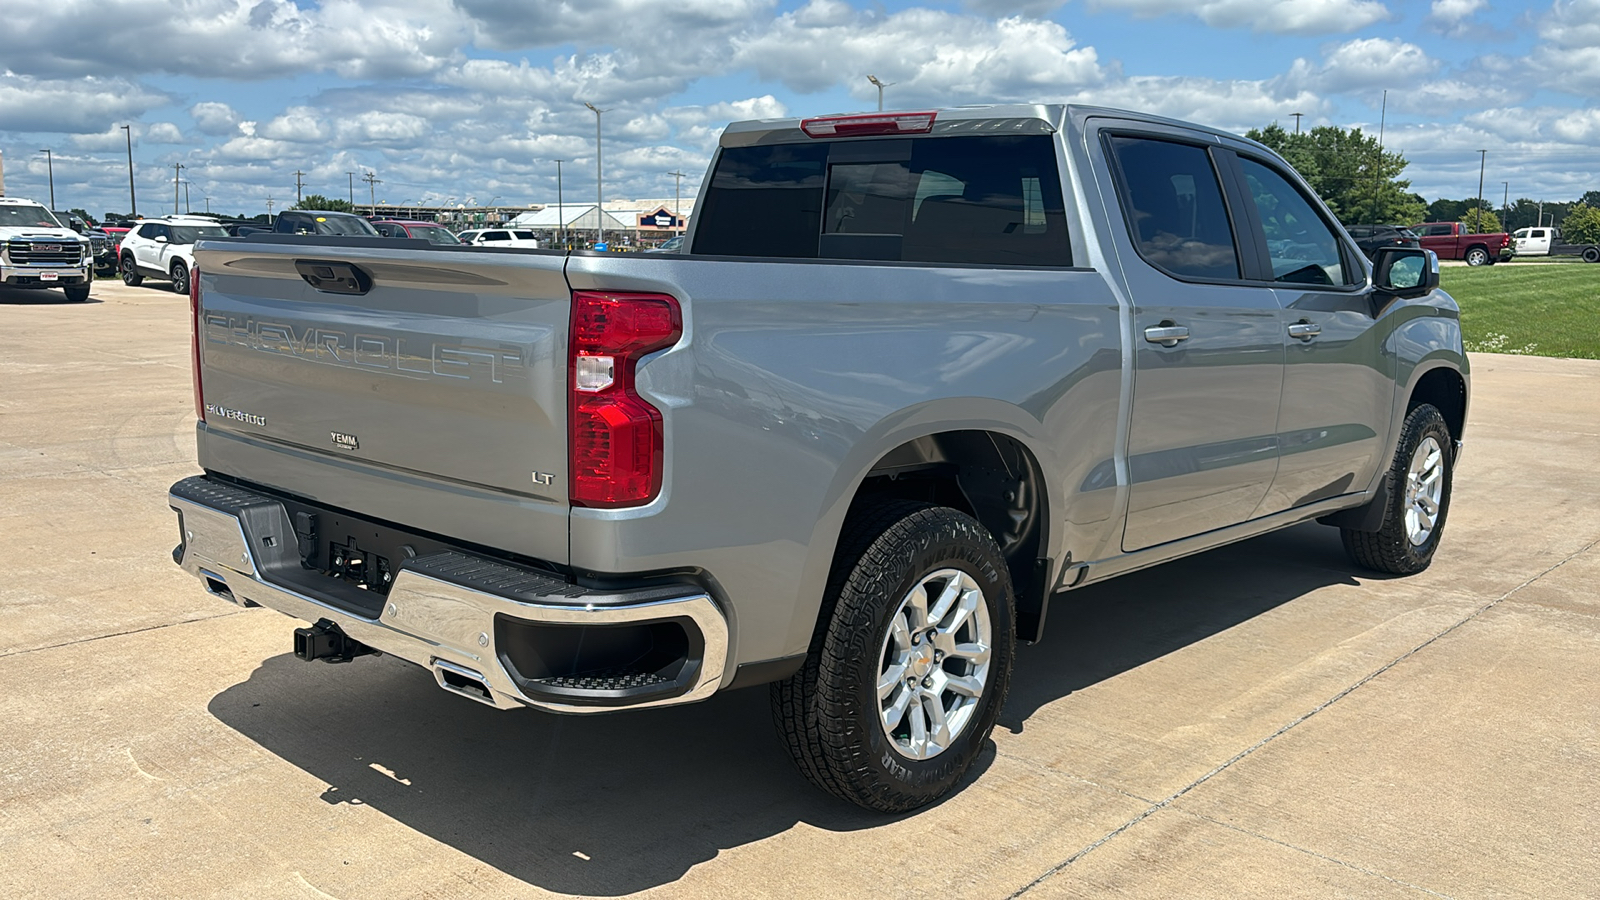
[2, 0, 1596, 218]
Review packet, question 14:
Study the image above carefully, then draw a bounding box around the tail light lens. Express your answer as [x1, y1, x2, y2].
[190, 262, 205, 422]
[569, 291, 682, 508]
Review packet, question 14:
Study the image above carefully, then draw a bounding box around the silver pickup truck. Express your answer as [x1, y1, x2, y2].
[169, 104, 1467, 812]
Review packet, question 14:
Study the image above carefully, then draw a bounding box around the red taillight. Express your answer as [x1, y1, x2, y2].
[800, 111, 937, 138]
[569, 291, 682, 508]
[190, 263, 205, 422]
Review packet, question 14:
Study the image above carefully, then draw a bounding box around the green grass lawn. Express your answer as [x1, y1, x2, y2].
[1440, 261, 1600, 359]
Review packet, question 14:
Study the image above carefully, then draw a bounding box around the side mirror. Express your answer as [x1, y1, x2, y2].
[1373, 247, 1438, 297]
[154, 235, 169, 243]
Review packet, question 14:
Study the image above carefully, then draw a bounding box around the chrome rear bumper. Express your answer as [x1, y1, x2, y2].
[168, 476, 728, 714]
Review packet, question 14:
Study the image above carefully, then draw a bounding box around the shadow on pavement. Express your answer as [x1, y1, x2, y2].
[0, 286, 103, 305]
[1001, 521, 1361, 731]
[208, 521, 1358, 894]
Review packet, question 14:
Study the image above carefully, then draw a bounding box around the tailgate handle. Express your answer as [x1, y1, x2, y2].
[295, 259, 372, 295]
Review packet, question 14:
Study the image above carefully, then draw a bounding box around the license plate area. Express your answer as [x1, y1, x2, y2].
[40, 271, 59, 281]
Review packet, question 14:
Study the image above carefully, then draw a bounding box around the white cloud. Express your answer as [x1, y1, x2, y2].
[0, 73, 170, 132]
[1280, 38, 1437, 94]
[190, 102, 242, 136]
[1067, 76, 1329, 135]
[457, 0, 773, 50]
[259, 108, 330, 143]
[145, 122, 185, 143]
[732, 1, 1104, 106]
[3, 0, 470, 80]
[1088, 0, 1392, 35]
[1532, 0, 1600, 93]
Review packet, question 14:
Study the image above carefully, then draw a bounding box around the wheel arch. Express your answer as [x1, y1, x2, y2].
[1408, 365, 1468, 446]
[794, 405, 1060, 649]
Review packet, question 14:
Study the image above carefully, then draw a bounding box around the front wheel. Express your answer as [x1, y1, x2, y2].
[169, 261, 189, 295]
[64, 285, 91, 302]
[1464, 246, 1491, 266]
[1341, 404, 1454, 575]
[772, 501, 1015, 812]
[120, 255, 143, 286]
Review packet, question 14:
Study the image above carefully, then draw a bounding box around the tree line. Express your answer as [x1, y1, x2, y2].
[1247, 122, 1600, 243]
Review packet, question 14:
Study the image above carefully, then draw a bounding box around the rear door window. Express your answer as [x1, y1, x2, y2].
[483, 231, 510, 241]
[694, 135, 1071, 266]
[513, 231, 537, 240]
[1106, 136, 1240, 280]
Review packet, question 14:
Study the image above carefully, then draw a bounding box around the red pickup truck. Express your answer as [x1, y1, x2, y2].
[1410, 221, 1512, 266]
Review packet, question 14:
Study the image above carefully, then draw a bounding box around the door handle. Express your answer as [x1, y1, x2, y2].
[1143, 324, 1190, 347]
[1288, 321, 1321, 341]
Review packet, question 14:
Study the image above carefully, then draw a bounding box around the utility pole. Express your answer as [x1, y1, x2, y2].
[293, 170, 305, 206]
[182, 180, 191, 214]
[172, 162, 185, 215]
[553, 159, 565, 250]
[266, 196, 276, 224]
[584, 102, 609, 248]
[362, 171, 381, 215]
[1501, 181, 1509, 229]
[121, 125, 137, 217]
[347, 171, 355, 208]
[1474, 150, 1487, 234]
[867, 75, 894, 111]
[1368, 90, 1387, 224]
[203, 193, 210, 214]
[668, 169, 686, 243]
[38, 149, 54, 210]
[1291, 112, 1304, 134]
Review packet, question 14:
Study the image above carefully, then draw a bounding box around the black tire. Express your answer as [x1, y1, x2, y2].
[1583, 246, 1600, 264]
[120, 255, 143, 286]
[1464, 246, 1490, 266]
[170, 261, 189, 295]
[771, 501, 1015, 812]
[64, 285, 91, 303]
[1342, 404, 1454, 575]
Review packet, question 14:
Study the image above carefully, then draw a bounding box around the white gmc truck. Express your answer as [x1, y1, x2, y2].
[0, 198, 93, 302]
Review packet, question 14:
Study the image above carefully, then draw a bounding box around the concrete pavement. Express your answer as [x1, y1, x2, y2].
[2, 279, 1596, 898]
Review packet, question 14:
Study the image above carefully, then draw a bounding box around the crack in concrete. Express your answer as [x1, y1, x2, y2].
[1006, 536, 1600, 898]
[1170, 808, 1458, 899]
[0, 610, 245, 660]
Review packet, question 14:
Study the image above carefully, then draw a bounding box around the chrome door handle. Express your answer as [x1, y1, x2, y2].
[1143, 325, 1190, 347]
[1288, 322, 1321, 341]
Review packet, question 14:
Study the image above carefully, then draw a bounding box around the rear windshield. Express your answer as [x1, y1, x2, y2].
[0, 205, 64, 229]
[280, 214, 378, 236]
[693, 134, 1071, 267]
[406, 225, 461, 245]
[170, 225, 230, 244]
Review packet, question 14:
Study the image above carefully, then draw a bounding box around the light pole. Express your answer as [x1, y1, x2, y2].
[1474, 149, 1486, 234]
[173, 162, 185, 215]
[584, 102, 609, 248]
[1501, 181, 1509, 229]
[38, 150, 55, 210]
[347, 171, 356, 208]
[182, 180, 191, 214]
[553, 159, 566, 250]
[866, 75, 894, 111]
[1291, 112, 1304, 134]
[668, 169, 686, 245]
[121, 125, 137, 217]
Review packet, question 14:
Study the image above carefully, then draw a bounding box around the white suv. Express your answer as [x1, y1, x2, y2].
[119, 216, 230, 293]
[458, 228, 541, 248]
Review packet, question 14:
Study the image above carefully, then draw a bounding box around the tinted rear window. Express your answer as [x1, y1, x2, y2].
[1106, 136, 1240, 280]
[694, 135, 1071, 267]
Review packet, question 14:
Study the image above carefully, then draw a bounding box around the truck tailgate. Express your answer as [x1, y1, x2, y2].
[192, 240, 571, 564]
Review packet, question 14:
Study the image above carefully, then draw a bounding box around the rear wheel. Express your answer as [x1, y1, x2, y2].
[1583, 246, 1600, 264]
[1341, 404, 1454, 575]
[170, 261, 189, 295]
[120, 255, 143, 285]
[1464, 246, 1491, 266]
[64, 285, 91, 302]
[772, 501, 1015, 812]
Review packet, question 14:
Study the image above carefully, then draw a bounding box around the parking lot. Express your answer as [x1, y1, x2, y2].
[2, 278, 1596, 898]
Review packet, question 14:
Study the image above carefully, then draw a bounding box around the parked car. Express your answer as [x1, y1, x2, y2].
[457, 228, 541, 248]
[1345, 224, 1421, 262]
[0, 197, 93, 301]
[1511, 226, 1600, 262]
[118, 216, 230, 293]
[646, 235, 684, 253]
[371, 219, 464, 245]
[51, 212, 119, 276]
[1409, 221, 1511, 266]
[273, 210, 380, 236]
[173, 103, 1465, 814]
